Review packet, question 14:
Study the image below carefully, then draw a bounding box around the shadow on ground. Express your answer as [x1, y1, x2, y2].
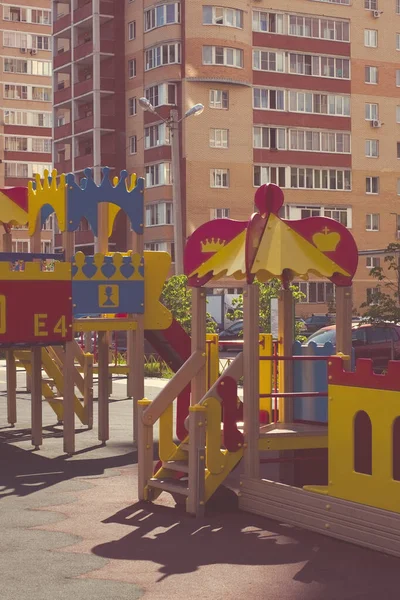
[92, 487, 400, 600]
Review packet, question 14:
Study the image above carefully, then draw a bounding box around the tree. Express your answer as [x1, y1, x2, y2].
[161, 275, 217, 334]
[360, 243, 400, 323]
[227, 279, 306, 340]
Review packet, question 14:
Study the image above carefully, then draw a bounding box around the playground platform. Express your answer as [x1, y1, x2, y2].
[1, 368, 400, 600]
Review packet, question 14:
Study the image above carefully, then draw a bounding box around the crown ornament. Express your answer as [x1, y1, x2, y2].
[201, 238, 226, 253]
[65, 167, 144, 236]
[312, 228, 341, 252]
[28, 169, 67, 235]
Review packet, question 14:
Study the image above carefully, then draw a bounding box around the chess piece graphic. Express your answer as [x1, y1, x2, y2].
[103, 285, 116, 306]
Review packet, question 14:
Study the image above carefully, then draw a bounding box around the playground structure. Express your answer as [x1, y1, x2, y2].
[2, 171, 400, 558]
[138, 182, 400, 557]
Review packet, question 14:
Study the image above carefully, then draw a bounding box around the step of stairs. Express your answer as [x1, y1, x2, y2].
[148, 478, 189, 496]
[162, 460, 189, 473]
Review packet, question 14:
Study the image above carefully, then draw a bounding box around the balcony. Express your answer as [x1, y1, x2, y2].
[55, 159, 72, 174]
[100, 39, 114, 55]
[54, 86, 72, 105]
[74, 41, 93, 61]
[101, 114, 115, 129]
[54, 49, 71, 70]
[75, 153, 93, 172]
[74, 2, 92, 24]
[99, 1, 114, 17]
[74, 78, 93, 97]
[53, 13, 71, 35]
[54, 122, 72, 140]
[75, 115, 94, 134]
[100, 77, 115, 92]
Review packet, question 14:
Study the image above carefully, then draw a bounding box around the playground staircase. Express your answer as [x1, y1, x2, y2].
[14, 341, 90, 425]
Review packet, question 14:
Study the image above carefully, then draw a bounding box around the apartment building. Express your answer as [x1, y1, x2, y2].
[0, 1, 53, 252]
[52, 0, 400, 313]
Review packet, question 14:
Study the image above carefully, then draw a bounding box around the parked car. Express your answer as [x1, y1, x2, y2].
[306, 323, 400, 372]
[219, 320, 243, 351]
[303, 314, 335, 336]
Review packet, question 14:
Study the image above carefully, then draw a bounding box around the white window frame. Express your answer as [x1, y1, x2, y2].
[128, 96, 137, 116]
[145, 42, 181, 71]
[129, 135, 137, 154]
[210, 168, 229, 188]
[365, 103, 378, 121]
[366, 256, 380, 268]
[212, 208, 230, 219]
[203, 6, 243, 29]
[366, 177, 379, 195]
[364, 29, 378, 47]
[144, 3, 180, 32]
[253, 49, 285, 73]
[252, 11, 284, 34]
[128, 58, 136, 78]
[145, 202, 174, 226]
[128, 21, 136, 40]
[288, 90, 351, 116]
[209, 89, 229, 109]
[288, 52, 350, 79]
[366, 213, 380, 231]
[203, 46, 243, 68]
[365, 139, 379, 158]
[365, 65, 378, 84]
[209, 128, 229, 148]
[145, 82, 177, 108]
[145, 162, 172, 187]
[253, 87, 285, 111]
[144, 123, 170, 149]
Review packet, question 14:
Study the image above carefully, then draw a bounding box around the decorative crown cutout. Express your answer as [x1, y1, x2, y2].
[72, 251, 144, 281]
[201, 238, 226, 253]
[312, 228, 341, 252]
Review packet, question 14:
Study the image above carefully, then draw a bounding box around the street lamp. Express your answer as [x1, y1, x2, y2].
[139, 97, 204, 274]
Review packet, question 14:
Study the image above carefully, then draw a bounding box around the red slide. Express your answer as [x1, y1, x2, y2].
[145, 319, 191, 441]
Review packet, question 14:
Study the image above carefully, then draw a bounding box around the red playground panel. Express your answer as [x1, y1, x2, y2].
[0, 280, 72, 346]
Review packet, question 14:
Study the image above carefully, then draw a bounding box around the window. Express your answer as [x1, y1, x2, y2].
[203, 46, 243, 68]
[145, 42, 181, 70]
[41, 241, 52, 254]
[366, 289, 379, 305]
[129, 135, 137, 154]
[4, 84, 28, 100]
[145, 83, 177, 107]
[128, 97, 137, 116]
[144, 241, 168, 252]
[288, 15, 350, 42]
[365, 66, 378, 84]
[366, 213, 379, 230]
[144, 123, 170, 149]
[128, 21, 136, 40]
[3, 31, 51, 51]
[5, 136, 28, 152]
[4, 57, 52, 76]
[289, 53, 350, 79]
[212, 208, 230, 219]
[289, 167, 351, 190]
[32, 138, 51, 153]
[289, 129, 351, 153]
[397, 0, 400, 14]
[285, 205, 351, 227]
[4, 110, 52, 127]
[253, 88, 285, 111]
[203, 6, 243, 28]
[252, 11, 284, 33]
[32, 86, 51, 101]
[31, 9, 51, 24]
[397, 70, 400, 86]
[144, 3, 180, 32]
[364, 29, 377, 47]
[253, 165, 287, 187]
[398, 142, 400, 159]
[253, 49, 284, 72]
[2, 6, 48, 24]
[366, 256, 380, 268]
[322, 206, 350, 226]
[253, 126, 286, 150]
[365, 103, 378, 120]
[128, 58, 136, 78]
[365, 139, 379, 157]
[365, 0, 378, 8]
[288, 90, 350, 116]
[398, 179, 400, 196]
[145, 202, 173, 226]
[297, 281, 335, 304]
[397, 106, 400, 123]
[366, 177, 379, 194]
[311, 0, 350, 3]
[12, 240, 30, 252]
[210, 128, 229, 148]
[209, 89, 228, 109]
[145, 163, 171, 187]
[210, 169, 229, 188]
[5, 162, 51, 178]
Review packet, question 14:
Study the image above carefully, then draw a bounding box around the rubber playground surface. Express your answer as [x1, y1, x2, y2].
[1, 375, 400, 600]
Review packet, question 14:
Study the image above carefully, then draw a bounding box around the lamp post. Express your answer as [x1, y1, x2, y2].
[139, 97, 204, 274]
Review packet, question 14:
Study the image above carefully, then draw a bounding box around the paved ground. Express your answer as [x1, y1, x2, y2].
[1, 366, 400, 599]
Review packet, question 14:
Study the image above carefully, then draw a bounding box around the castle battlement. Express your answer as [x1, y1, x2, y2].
[72, 252, 144, 282]
[328, 356, 400, 392]
[28, 169, 66, 236]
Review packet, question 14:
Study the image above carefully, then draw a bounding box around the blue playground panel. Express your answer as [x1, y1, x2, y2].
[72, 280, 144, 315]
[293, 341, 355, 423]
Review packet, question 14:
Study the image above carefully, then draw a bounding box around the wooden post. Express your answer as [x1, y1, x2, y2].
[127, 330, 134, 398]
[243, 284, 260, 479]
[6, 349, 17, 427]
[131, 220, 144, 444]
[137, 398, 153, 501]
[278, 288, 294, 422]
[63, 340, 75, 455]
[335, 286, 353, 371]
[278, 287, 295, 484]
[191, 287, 207, 405]
[31, 346, 42, 450]
[98, 330, 109, 444]
[187, 405, 207, 516]
[83, 352, 94, 429]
